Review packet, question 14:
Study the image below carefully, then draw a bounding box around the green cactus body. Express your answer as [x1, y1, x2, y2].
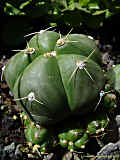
[58, 132, 68, 140]
[86, 113, 109, 135]
[58, 112, 109, 151]
[25, 123, 50, 144]
[107, 64, 120, 94]
[28, 31, 60, 54]
[58, 128, 84, 143]
[4, 31, 105, 126]
[22, 113, 53, 145]
[59, 139, 68, 148]
[67, 129, 83, 142]
[4, 52, 30, 91]
[57, 54, 104, 112]
[39, 142, 49, 153]
[104, 93, 116, 111]
[21, 111, 31, 126]
[74, 133, 89, 149]
[55, 34, 101, 64]
[68, 141, 76, 152]
[58, 131, 89, 151]
[58, 127, 85, 151]
[21, 112, 54, 153]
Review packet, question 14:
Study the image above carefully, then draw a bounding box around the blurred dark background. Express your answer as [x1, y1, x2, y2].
[0, 0, 120, 59]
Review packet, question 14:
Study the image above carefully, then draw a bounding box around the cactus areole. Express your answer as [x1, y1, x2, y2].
[4, 31, 105, 126]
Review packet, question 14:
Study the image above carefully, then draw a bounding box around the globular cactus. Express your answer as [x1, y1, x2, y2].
[4, 28, 118, 154]
[4, 30, 105, 126]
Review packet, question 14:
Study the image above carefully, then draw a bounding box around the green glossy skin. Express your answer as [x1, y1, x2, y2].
[58, 112, 109, 151]
[21, 111, 109, 153]
[25, 124, 49, 144]
[4, 30, 119, 153]
[4, 30, 105, 126]
[107, 64, 120, 94]
[21, 112, 50, 144]
[21, 112, 54, 153]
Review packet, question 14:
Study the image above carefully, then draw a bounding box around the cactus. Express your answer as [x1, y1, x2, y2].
[107, 64, 120, 94]
[57, 112, 109, 152]
[21, 112, 54, 154]
[4, 29, 117, 153]
[21, 110, 109, 153]
[4, 30, 105, 126]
